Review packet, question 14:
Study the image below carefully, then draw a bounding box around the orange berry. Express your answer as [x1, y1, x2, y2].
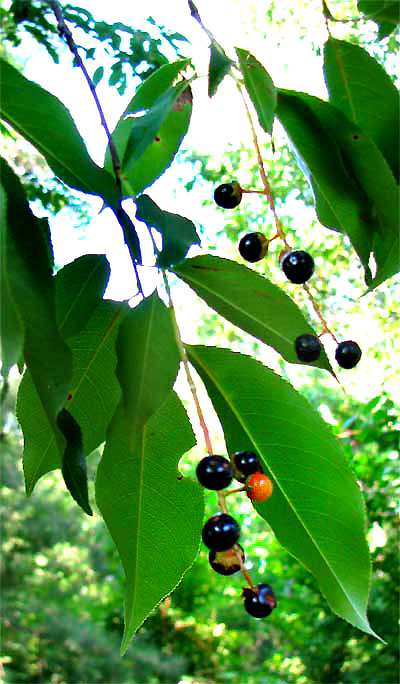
[245, 473, 273, 503]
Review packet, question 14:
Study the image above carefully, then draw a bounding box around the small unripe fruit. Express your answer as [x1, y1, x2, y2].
[295, 334, 322, 362]
[245, 473, 273, 503]
[282, 250, 314, 284]
[238, 232, 268, 262]
[335, 340, 362, 369]
[214, 181, 242, 209]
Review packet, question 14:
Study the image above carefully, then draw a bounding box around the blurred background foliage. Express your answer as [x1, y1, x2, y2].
[1, 0, 399, 681]
[1, 382, 399, 683]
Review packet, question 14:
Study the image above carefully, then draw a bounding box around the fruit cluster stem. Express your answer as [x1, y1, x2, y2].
[161, 270, 214, 456]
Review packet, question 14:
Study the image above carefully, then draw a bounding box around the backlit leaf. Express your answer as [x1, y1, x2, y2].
[208, 41, 233, 97]
[55, 254, 111, 339]
[187, 344, 377, 638]
[0, 58, 119, 206]
[18, 300, 124, 494]
[135, 194, 200, 268]
[236, 48, 277, 134]
[324, 37, 399, 181]
[96, 391, 204, 654]
[57, 408, 92, 516]
[174, 255, 333, 371]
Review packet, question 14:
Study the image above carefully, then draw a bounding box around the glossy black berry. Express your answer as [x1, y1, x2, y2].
[281, 250, 314, 284]
[335, 340, 362, 369]
[238, 232, 268, 262]
[243, 583, 277, 618]
[196, 455, 233, 491]
[233, 451, 262, 480]
[202, 513, 240, 551]
[295, 334, 322, 362]
[214, 181, 242, 209]
[209, 544, 244, 576]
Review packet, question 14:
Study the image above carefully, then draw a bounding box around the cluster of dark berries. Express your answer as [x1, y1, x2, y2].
[214, 181, 362, 370]
[196, 451, 276, 618]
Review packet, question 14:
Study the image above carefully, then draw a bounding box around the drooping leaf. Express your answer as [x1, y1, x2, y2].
[1, 157, 72, 427]
[324, 37, 400, 181]
[332, 121, 399, 288]
[174, 255, 333, 371]
[113, 206, 142, 265]
[0, 183, 23, 379]
[122, 82, 191, 173]
[0, 58, 119, 206]
[104, 61, 192, 198]
[57, 408, 92, 516]
[135, 194, 200, 268]
[115, 292, 180, 444]
[18, 300, 124, 494]
[276, 90, 375, 281]
[92, 66, 104, 87]
[95, 391, 204, 654]
[187, 344, 377, 638]
[236, 48, 277, 134]
[208, 41, 233, 97]
[357, 0, 400, 39]
[55, 254, 111, 339]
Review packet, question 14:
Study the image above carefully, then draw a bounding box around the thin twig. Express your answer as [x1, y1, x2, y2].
[48, 0, 121, 190]
[161, 269, 214, 456]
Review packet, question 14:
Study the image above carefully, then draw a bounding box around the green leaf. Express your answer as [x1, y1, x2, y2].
[122, 81, 191, 174]
[324, 37, 400, 181]
[0, 58, 118, 206]
[55, 254, 111, 338]
[187, 344, 377, 638]
[174, 255, 333, 371]
[236, 48, 277, 134]
[332, 122, 399, 288]
[135, 194, 200, 268]
[95, 391, 204, 654]
[115, 292, 180, 444]
[57, 408, 92, 516]
[104, 61, 192, 198]
[357, 1, 400, 38]
[0, 183, 23, 379]
[18, 300, 124, 494]
[113, 206, 142, 265]
[1, 157, 72, 427]
[92, 66, 104, 87]
[208, 41, 233, 97]
[276, 90, 374, 281]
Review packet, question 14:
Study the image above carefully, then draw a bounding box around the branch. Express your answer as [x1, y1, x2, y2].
[48, 0, 121, 191]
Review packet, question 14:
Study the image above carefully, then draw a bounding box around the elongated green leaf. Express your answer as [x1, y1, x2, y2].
[0, 58, 118, 206]
[276, 90, 375, 281]
[57, 408, 92, 516]
[55, 254, 110, 338]
[208, 41, 233, 97]
[115, 292, 180, 443]
[135, 194, 200, 268]
[324, 37, 400, 181]
[122, 82, 190, 173]
[95, 391, 204, 654]
[104, 62, 192, 198]
[1, 157, 72, 426]
[357, 0, 400, 39]
[18, 300, 124, 494]
[174, 255, 332, 371]
[332, 123, 399, 288]
[0, 184, 23, 379]
[236, 48, 277, 134]
[187, 344, 377, 638]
